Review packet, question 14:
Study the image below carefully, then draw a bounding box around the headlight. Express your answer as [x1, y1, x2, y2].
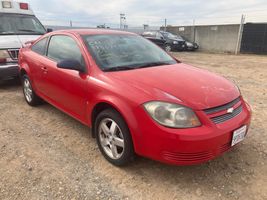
[0, 50, 10, 59]
[143, 101, 201, 128]
[173, 41, 178, 44]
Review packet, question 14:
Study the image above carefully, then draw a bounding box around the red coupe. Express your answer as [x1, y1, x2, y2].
[18, 29, 251, 166]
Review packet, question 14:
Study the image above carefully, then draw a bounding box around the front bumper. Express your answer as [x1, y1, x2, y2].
[186, 44, 199, 51]
[131, 99, 252, 165]
[172, 44, 186, 51]
[0, 63, 19, 81]
[170, 41, 186, 51]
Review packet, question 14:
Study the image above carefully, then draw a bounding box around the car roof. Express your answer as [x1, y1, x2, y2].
[50, 29, 136, 36]
[143, 30, 158, 33]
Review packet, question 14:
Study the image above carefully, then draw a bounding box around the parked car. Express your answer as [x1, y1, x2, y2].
[162, 32, 199, 51]
[141, 31, 185, 52]
[19, 29, 251, 166]
[0, 0, 47, 81]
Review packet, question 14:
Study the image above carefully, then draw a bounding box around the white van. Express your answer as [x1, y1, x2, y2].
[0, 0, 47, 81]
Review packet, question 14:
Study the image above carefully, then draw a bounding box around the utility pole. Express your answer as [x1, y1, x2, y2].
[235, 14, 245, 55]
[164, 18, 167, 31]
[120, 13, 126, 29]
[193, 19, 196, 43]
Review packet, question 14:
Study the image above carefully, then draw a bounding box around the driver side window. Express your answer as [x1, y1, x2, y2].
[47, 35, 85, 67]
[156, 32, 164, 39]
[32, 37, 48, 55]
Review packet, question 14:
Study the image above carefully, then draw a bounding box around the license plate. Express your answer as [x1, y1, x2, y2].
[231, 125, 247, 146]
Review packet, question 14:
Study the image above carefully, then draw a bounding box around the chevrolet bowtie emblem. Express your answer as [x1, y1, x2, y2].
[227, 107, 234, 113]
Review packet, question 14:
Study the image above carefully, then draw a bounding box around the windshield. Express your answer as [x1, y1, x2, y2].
[162, 32, 183, 40]
[0, 14, 46, 35]
[82, 34, 177, 71]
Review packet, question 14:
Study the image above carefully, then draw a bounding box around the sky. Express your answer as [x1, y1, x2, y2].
[26, 0, 267, 28]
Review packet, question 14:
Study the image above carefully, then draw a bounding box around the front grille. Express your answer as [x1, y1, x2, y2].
[204, 97, 243, 124]
[210, 105, 243, 124]
[8, 49, 19, 60]
[204, 97, 241, 114]
[162, 142, 232, 164]
[162, 150, 213, 163]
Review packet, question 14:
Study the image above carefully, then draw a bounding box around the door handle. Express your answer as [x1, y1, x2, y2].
[41, 66, 48, 73]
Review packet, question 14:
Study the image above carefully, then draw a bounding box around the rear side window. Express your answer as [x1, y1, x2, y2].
[47, 35, 84, 65]
[31, 37, 48, 55]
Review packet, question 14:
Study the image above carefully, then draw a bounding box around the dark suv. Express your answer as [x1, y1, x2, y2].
[141, 31, 185, 52]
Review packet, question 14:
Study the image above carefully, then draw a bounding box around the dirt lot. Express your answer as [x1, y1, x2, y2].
[0, 52, 266, 200]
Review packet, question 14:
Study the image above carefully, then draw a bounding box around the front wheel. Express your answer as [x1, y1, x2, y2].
[95, 109, 135, 166]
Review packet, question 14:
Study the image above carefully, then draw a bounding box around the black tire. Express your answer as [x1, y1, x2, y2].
[95, 109, 135, 166]
[164, 44, 172, 52]
[22, 74, 42, 106]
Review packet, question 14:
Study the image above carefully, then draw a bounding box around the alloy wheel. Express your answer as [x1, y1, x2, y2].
[23, 78, 33, 103]
[165, 45, 171, 52]
[98, 118, 125, 160]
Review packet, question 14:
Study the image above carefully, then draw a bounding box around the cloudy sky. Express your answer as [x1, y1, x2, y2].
[26, 0, 267, 27]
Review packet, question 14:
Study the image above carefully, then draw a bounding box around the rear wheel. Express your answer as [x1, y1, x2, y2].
[95, 109, 135, 166]
[22, 74, 42, 106]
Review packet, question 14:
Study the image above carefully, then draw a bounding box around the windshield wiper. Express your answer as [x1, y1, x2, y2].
[0, 31, 16, 35]
[103, 61, 174, 72]
[18, 29, 43, 34]
[134, 61, 173, 69]
[103, 66, 137, 72]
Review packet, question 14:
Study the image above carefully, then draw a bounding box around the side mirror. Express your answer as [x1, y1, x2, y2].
[47, 28, 53, 33]
[57, 59, 85, 73]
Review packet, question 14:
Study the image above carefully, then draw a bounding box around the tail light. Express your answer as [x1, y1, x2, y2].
[0, 50, 10, 64]
[2, 1, 12, 8]
[19, 2, 28, 10]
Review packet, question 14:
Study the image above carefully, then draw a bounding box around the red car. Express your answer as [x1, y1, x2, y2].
[18, 29, 251, 166]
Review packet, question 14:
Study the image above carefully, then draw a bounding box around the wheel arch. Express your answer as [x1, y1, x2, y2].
[91, 101, 127, 137]
[19, 62, 37, 90]
[89, 99, 139, 154]
[19, 62, 30, 76]
[91, 102, 115, 137]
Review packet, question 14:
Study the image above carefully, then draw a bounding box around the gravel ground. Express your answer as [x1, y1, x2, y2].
[0, 52, 266, 200]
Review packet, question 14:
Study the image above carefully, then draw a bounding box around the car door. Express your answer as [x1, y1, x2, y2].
[28, 37, 49, 93]
[144, 32, 166, 48]
[154, 32, 166, 48]
[43, 34, 88, 120]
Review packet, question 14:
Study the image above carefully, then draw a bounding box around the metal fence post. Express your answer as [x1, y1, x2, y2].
[235, 14, 245, 55]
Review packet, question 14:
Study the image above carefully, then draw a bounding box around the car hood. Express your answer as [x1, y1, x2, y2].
[108, 63, 240, 110]
[0, 35, 41, 49]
